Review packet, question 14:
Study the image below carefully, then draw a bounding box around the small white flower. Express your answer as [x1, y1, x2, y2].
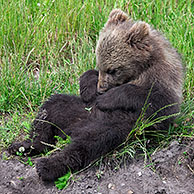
[19, 146, 25, 153]
[137, 171, 142, 176]
[37, 3, 41, 7]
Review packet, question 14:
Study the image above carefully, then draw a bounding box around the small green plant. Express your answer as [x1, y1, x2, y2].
[15, 146, 34, 167]
[18, 157, 34, 167]
[54, 135, 71, 148]
[2, 152, 10, 160]
[96, 170, 104, 180]
[16, 151, 23, 157]
[18, 177, 24, 181]
[55, 171, 72, 190]
[26, 157, 34, 167]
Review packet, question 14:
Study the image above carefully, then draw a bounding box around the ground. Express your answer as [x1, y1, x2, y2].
[0, 138, 193, 194]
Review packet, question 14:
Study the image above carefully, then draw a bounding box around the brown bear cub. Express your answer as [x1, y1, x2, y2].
[8, 9, 183, 181]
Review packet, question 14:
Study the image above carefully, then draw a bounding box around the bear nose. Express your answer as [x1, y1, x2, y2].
[98, 88, 106, 94]
[97, 84, 108, 94]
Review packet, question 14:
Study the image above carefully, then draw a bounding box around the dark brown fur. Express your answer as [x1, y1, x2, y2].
[8, 9, 183, 182]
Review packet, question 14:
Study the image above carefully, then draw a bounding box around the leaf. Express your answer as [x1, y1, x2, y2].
[16, 151, 23, 156]
[55, 171, 71, 190]
[54, 135, 71, 145]
[27, 157, 34, 166]
[85, 107, 92, 112]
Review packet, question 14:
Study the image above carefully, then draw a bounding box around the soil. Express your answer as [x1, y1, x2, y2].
[0, 139, 194, 194]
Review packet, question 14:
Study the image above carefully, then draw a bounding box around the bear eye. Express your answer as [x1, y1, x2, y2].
[107, 68, 117, 75]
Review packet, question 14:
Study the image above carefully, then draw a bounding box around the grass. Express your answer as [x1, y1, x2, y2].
[0, 0, 194, 156]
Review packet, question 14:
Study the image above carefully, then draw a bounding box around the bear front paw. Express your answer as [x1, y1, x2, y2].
[36, 157, 67, 182]
[96, 98, 110, 110]
[96, 94, 115, 111]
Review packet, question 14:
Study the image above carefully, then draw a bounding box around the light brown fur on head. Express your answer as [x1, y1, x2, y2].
[96, 9, 183, 101]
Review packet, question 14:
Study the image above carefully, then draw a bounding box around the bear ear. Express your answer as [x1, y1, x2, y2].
[105, 9, 128, 27]
[126, 21, 150, 46]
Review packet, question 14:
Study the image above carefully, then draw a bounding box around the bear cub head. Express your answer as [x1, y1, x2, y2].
[96, 9, 183, 100]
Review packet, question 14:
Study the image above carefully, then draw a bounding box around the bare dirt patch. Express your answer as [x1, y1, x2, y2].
[1, 139, 193, 194]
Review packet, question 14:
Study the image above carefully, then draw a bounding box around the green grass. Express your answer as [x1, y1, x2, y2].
[0, 0, 194, 154]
